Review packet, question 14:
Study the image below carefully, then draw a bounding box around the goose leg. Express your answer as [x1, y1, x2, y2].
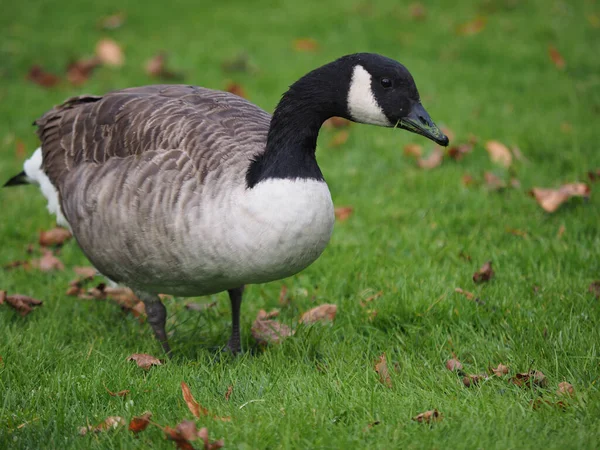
[136, 291, 172, 357]
[227, 286, 244, 354]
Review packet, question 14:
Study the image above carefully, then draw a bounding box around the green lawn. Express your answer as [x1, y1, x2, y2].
[1, 0, 600, 448]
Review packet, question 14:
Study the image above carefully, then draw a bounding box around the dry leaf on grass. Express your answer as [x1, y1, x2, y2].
[375, 353, 392, 388]
[225, 385, 233, 401]
[403, 143, 423, 158]
[447, 143, 473, 161]
[328, 130, 349, 148]
[105, 386, 129, 397]
[548, 45, 566, 70]
[454, 288, 475, 300]
[462, 374, 487, 387]
[74, 266, 97, 278]
[96, 38, 124, 66]
[79, 416, 125, 436]
[128, 411, 152, 433]
[300, 304, 337, 324]
[484, 172, 506, 190]
[323, 117, 351, 129]
[31, 250, 65, 272]
[445, 358, 463, 371]
[417, 146, 443, 169]
[98, 12, 126, 30]
[27, 65, 60, 88]
[165, 421, 224, 450]
[256, 309, 280, 320]
[529, 183, 590, 213]
[251, 317, 292, 345]
[0, 292, 43, 316]
[511, 370, 547, 388]
[589, 281, 600, 299]
[359, 290, 382, 307]
[557, 381, 575, 397]
[461, 173, 476, 186]
[145, 52, 182, 79]
[334, 206, 354, 221]
[181, 381, 209, 418]
[127, 353, 162, 370]
[456, 17, 486, 36]
[485, 140, 512, 167]
[412, 409, 442, 423]
[225, 82, 246, 98]
[66, 57, 101, 86]
[293, 38, 319, 52]
[39, 227, 72, 247]
[279, 284, 289, 306]
[588, 169, 600, 182]
[3, 260, 31, 270]
[15, 139, 27, 159]
[473, 261, 494, 283]
[491, 363, 509, 376]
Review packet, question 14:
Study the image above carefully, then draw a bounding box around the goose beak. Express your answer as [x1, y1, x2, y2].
[398, 103, 449, 146]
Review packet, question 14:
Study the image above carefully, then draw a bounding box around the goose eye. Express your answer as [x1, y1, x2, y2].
[380, 78, 392, 88]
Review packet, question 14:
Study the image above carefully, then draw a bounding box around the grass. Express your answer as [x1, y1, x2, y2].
[1, 0, 600, 448]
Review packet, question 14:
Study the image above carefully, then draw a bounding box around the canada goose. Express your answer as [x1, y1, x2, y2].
[5, 53, 448, 355]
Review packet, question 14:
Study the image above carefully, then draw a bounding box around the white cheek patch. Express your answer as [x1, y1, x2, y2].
[347, 65, 392, 126]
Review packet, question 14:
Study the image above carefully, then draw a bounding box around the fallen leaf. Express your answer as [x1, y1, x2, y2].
[409, 2, 427, 20]
[485, 140, 512, 168]
[66, 57, 101, 86]
[529, 183, 590, 213]
[31, 250, 65, 272]
[456, 17, 487, 36]
[510, 177, 521, 189]
[98, 12, 126, 30]
[15, 139, 27, 159]
[323, 117, 351, 129]
[463, 374, 487, 387]
[27, 65, 60, 88]
[412, 409, 442, 423]
[491, 363, 509, 376]
[359, 290, 383, 307]
[225, 385, 233, 401]
[334, 206, 354, 221]
[165, 421, 224, 450]
[2, 260, 31, 270]
[185, 300, 217, 311]
[1, 293, 43, 316]
[74, 266, 97, 278]
[548, 45, 566, 70]
[39, 227, 72, 247]
[181, 381, 208, 418]
[417, 146, 443, 169]
[557, 381, 575, 397]
[511, 370, 547, 388]
[127, 353, 162, 370]
[96, 38, 124, 67]
[403, 143, 423, 158]
[293, 38, 319, 52]
[79, 416, 125, 436]
[454, 287, 485, 305]
[328, 130, 349, 147]
[128, 411, 152, 433]
[445, 358, 463, 371]
[300, 304, 337, 324]
[447, 143, 473, 160]
[461, 173, 475, 186]
[484, 172, 506, 190]
[589, 281, 600, 299]
[145, 52, 182, 79]
[473, 261, 494, 283]
[375, 353, 392, 388]
[251, 318, 292, 344]
[225, 82, 246, 98]
[279, 284, 289, 306]
[105, 386, 130, 397]
[588, 169, 600, 182]
[256, 308, 280, 320]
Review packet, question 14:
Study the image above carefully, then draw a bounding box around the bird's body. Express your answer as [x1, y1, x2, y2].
[6, 53, 448, 354]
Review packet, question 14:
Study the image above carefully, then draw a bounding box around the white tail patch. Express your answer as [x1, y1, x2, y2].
[23, 148, 70, 229]
[347, 65, 391, 126]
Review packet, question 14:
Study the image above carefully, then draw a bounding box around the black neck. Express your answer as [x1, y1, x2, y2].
[246, 61, 348, 188]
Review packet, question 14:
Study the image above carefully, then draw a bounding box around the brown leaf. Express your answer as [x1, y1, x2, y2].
[375, 353, 392, 388]
[529, 183, 590, 213]
[491, 363, 509, 376]
[145, 52, 182, 80]
[225, 385, 233, 401]
[412, 409, 441, 423]
[300, 304, 337, 324]
[165, 424, 195, 450]
[98, 12, 126, 30]
[484, 172, 506, 191]
[328, 130, 349, 148]
[463, 374, 487, 387]
[2, 293, 43, 316]
[403, 143, 423, 159]
[588, 169, 600, 183]
[127, 353, 162, 370]
[589, 281, 600, 299]
[128, 411, 152, 433]
[256, 308, 280, 320]
[323, 117, 352, 129]
[454, 287, 475, 300]
[417, 146, 444, 169]
[485, 140, 512, 167]
[39, 227, 72, 247]
[279, 284, 289, 306]
[96, 38, 124, 67]
[15, 139, 27, 159]
[165, 421, 224, 450]
[447, 143, 473, 161]
[359, 290, 383, 307]
[74, 266, 97, 278]
[31, 250, 64, 272]
[79, 416, 125, 436]
[548, 45, 566, 70]
[445, 358, 463, 371]
[105, 386, 129, 397]
[27, 65, 60, 88]
[473, 261, 494, 283]
[456, 17, 487, 36]
[225, 82, 246, 98]
[66, 57, 101, 86]
[334, 206, 354, 221]
[185, 300, 217, 311]
[461, 173, 475, 187]
[181, 381, 208, 418]
[293, 38, 319, 52]
[511, 370, 547, 388]
[409, 2, 427, 20]
[251, 318, 292, 345]
[557, 381, 575, 397]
